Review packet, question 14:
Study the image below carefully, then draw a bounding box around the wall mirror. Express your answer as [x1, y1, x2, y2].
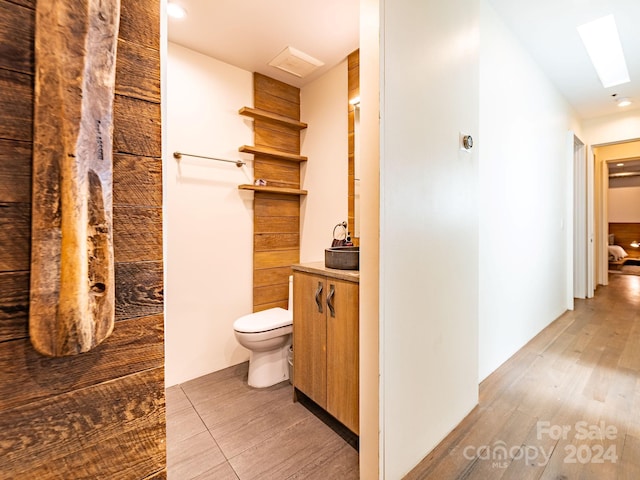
[348, 50, 360, 244]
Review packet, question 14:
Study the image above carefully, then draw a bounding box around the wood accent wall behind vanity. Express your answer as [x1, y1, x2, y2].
[251, 74, 304, 311]
[0, 0, 165, 477]
[347, 50, 359, 245]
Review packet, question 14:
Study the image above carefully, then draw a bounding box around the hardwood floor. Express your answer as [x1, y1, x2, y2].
[166, 362, 359, 480]
[406, 273, 640, 479]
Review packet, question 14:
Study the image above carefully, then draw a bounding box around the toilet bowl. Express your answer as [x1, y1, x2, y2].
[233, 276, 293, 388]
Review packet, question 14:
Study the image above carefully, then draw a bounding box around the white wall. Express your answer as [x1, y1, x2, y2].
[300, 61, 349, 261]
[583, 109, 640, 145]
[609, 187, 640, 222]
[359, 0, 381, 476]
[380, 0, 480, 477]
[477, 1, 580, 381]
[165, 43, 254, 387]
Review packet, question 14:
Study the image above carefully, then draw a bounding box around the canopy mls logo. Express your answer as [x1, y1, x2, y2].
[462, 441, 552, 469]
[462, 420, 618, 469]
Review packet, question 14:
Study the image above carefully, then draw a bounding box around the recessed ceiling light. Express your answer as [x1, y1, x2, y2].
[617, 163, 625, 167]
[167, 2, 187, 19]
[577, 14, 630, 88]
[617, 97, 632, 107]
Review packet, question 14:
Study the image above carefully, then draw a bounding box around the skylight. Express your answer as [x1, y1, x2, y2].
[577, 14, 630, 88]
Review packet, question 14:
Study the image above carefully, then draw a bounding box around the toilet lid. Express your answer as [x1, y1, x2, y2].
[233, 307, 292, 333]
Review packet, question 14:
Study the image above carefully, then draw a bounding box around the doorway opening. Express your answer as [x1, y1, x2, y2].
[592, 138, 640, 287]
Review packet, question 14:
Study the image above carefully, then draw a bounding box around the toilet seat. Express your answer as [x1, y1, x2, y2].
[233, 307, 292, 333]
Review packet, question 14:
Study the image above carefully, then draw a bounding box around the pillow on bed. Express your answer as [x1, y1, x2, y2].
[608, 233, 615, 245]
[608, 244, 628, 261]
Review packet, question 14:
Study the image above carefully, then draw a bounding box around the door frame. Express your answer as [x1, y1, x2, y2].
[568, 132, 592, 306]
[571, 133, 587, 302]
[593, 137, 640, 287]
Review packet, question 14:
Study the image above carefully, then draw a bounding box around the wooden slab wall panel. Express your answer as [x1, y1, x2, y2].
[0, 0, 165, 476]
[0, 315, 163, 411]
[113, 94, 162, 157]
[254, 192, 301, 217]
[114, 261, 164, 321]
[0, 1, 34, 74]
[5, 0, 35, 9]
[254, 271, 293, 310]
[0, 139, 31, 203]
[113, 154, 162, 207]
[254, 256, 299, 308]
[254, 266, 294, 287]
[0, 367, 165, 478]
[251, 73, 304, 311]
[254, 215, 299, 234]
[0, 203, 30, 271]
[253, 158, 300, 188]
[119, 0, 160, 50]
[254, 121, 300, 154]
[0, 69, 33, 141]
[113, 206, 163, 262]
[255, 300, 289, 311]
[254, 283, 290, 307]
[251, 101, 297, 125]
[253, 125, 300, 188]
[115, 38, 161, 103]
[255, 232, 300, 251]
[254, 73, 301, 104]
[254, 73, 300, 119]
[348, 50, 359, 100]
[0, 271, 29, 342]
[254, 118, 302, 142]
[254, 249, 301, 270]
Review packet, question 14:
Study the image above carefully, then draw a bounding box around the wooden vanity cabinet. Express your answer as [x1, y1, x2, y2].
[292, 267, 359, 434]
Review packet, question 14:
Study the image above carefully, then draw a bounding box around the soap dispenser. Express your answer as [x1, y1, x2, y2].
[345, 232, 353, 246]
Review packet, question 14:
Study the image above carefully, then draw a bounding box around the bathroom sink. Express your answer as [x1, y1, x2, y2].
[325, 246, 359, 270]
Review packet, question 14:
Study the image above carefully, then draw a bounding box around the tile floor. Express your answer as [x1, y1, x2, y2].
[166, 362, 359, 480]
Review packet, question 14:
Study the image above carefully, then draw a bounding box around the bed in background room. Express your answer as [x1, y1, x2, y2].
[608, 223, 640, 270]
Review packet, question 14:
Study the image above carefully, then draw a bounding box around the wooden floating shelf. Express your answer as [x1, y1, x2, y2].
[238, 184, 308, 196]
[239, 107, 308, 130]
[239, 145, 308, 163]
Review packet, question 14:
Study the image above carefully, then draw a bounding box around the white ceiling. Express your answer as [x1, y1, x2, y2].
[488, 0, 640, 119]
[167, 0, 359, 88]
[167, 0, 640, 120]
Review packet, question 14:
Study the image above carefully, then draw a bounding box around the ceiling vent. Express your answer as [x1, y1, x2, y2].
[268, 46, 324, 78]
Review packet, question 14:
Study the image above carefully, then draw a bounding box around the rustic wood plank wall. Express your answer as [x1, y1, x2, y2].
[348, 50, 359, 245]
[0, 0, 165, 477]
[252, 74, 302, 311]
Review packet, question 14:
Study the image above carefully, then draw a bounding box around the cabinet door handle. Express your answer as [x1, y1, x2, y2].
[314, 281, 323, 313]
[327, 284, 335, 318]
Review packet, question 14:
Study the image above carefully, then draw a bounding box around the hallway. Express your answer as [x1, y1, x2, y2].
[407, 273, 640, 479]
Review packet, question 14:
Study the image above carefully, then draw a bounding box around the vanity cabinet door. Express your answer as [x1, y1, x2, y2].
[293, 272, 327, 408]
[326, 279, 359, 434]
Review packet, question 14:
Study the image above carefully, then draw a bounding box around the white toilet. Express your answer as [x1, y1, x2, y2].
[233, 276, 293, 388]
